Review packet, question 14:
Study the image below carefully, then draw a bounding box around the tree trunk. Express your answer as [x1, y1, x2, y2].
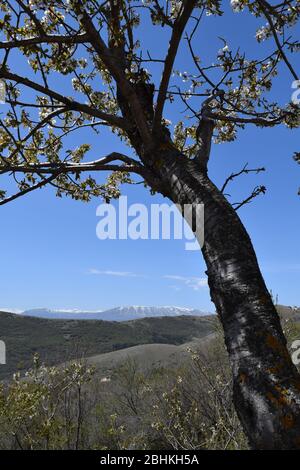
[158, 154, 300, 449]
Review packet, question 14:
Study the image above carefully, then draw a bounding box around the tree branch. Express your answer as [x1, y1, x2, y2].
[221, 164, 266, 193]
[0, 33, 90, 51]
[0, 152, 145, 177]
[195, 90, 225, 173]
[234, 185, 267, 210]
[77, 4, 153, 147]
[15, 0, 45, 36]
[0, 172, 60, 206]
[257, 0, 299, 81]
[153, 0, 197, 132]
[207, 111, 287, 127]
[0, 70, 128, 130]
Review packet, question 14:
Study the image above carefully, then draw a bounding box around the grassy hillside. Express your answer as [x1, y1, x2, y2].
[0, 305, 299, 450]
[277, 304, 300, 322]
[0, 312, 215, 380]
[1, 304, 299, 381]
[85, 333, 216, 377]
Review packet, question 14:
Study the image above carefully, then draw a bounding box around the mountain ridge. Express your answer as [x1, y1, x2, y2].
[18, 305, 212, 321]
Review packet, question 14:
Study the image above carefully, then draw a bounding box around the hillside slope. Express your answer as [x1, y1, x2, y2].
[1, 305, 298, 381]
[85, 333, 216, 378]
[0, 312, 215, 380]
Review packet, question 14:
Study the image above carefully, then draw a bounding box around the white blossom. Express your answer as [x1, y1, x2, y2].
[230, 0, 245, 12]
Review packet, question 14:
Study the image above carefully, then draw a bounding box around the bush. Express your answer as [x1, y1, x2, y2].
[0, 333, 249, 450]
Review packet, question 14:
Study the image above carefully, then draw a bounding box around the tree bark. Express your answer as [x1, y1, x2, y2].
[158, 153, 300, 449]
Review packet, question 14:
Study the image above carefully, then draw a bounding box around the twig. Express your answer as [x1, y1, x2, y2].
[221, 164, 266, 193]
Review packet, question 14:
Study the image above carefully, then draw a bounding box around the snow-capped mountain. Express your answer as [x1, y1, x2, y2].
[20, 308, 104, 320]
[99, 306, 210, 321]
[20, 306, 211, 321]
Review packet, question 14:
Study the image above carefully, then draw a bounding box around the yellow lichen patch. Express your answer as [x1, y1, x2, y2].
[276, 385, 291, 405]
[266, 392, 278, 406]
[281, 414, 294, 430]
[267, 364, 283, 375]
[239, 373, 247, 384]
[266, 388, 290, 407]
[278, 394, 290, 406]
[265, 333, 290, 359]
[266, 333, 282, 351]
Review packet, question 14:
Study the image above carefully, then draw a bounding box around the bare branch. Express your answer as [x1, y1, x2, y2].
[234, 185, 267, 211]
[221, 164, 266, 193]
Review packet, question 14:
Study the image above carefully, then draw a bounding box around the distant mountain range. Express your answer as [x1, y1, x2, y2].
[19, 306, 211, 321]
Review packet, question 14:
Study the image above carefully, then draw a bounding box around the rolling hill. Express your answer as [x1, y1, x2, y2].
[0, 304, 299, 381]
[85, 333, 217, 379]
[0, 311, 215, 380]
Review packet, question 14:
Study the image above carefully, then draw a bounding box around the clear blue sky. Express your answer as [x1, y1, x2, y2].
[0, 4, 299, 313]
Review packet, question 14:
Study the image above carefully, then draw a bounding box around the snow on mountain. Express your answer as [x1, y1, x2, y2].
[20, 306, 211, 321]
[19, 308, 104, 320]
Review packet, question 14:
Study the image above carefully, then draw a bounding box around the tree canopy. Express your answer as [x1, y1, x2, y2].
[0, 0, 299, 205]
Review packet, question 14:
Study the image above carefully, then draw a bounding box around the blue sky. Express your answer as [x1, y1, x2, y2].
[0, 4, 299, 313]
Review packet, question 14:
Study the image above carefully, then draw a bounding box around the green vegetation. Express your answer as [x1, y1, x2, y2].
[0, 334, 245, 450]
[0, 307, 299, 450]
[0, 312, 215, 380]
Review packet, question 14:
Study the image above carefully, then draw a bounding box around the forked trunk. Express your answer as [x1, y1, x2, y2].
[158, 155, 300, 449]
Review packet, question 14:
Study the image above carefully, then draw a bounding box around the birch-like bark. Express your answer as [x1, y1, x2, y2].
[157, 153, 300, 450]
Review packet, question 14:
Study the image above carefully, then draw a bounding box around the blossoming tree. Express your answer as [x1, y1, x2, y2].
[0, 0, 299, 449]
